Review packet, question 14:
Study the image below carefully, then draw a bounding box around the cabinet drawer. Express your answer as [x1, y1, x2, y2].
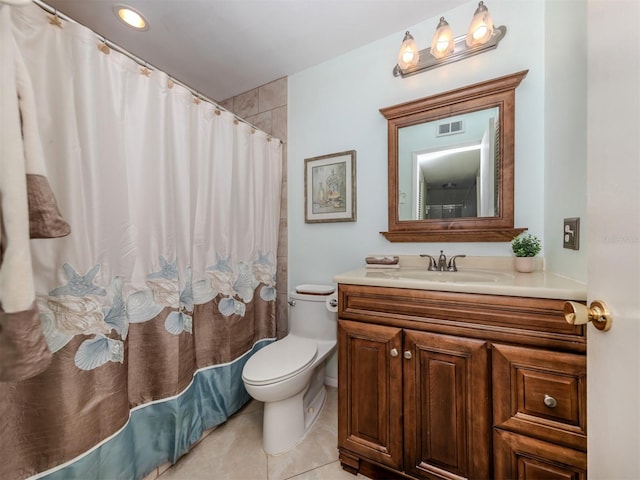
[494, 429, 586, 480]
[492, 343, 586, 451]
[338, 284, 586, 353]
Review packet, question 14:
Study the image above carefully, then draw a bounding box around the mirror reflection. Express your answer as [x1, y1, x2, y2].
[398, 107, 499, 221]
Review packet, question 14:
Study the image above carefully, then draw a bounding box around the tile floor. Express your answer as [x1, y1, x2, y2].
[152, 387, 365, 480]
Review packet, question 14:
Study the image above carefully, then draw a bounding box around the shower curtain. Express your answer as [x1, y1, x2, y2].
[0, 3, 282, 479]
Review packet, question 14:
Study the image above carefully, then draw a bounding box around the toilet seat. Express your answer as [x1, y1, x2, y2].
[242, 336, 318, 386]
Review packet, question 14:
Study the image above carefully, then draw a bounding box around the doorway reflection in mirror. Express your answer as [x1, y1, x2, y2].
[398, 107, 499, 221]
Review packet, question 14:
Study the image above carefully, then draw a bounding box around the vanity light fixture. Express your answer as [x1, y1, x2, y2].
[113, 4, 149, 31]
[393, 1, 505, 78]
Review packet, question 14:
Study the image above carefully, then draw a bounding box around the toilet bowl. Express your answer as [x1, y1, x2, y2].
[241, 285, 337, 455]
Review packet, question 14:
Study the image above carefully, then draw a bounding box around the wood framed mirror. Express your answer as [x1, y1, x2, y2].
[380, 70, 528, 242]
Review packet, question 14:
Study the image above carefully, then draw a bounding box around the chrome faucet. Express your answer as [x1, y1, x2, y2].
[420, 251, 466, 272]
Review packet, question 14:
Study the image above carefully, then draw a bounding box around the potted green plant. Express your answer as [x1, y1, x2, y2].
[511, 233, 541, 273]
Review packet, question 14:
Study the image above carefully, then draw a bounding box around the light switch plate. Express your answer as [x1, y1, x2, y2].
[563, 218, 580, 250]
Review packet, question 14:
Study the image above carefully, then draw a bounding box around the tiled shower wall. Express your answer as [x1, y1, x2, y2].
[220, 77, 289, 338]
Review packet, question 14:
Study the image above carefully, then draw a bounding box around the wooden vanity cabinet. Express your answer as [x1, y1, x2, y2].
[337, 284, 587, 480]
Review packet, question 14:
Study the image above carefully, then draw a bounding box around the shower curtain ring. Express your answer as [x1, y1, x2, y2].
[98, 39, 111, 55]
[140, 63, 151, 77]
[49, 9, 63, 28]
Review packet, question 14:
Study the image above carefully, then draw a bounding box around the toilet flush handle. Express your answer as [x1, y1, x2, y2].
[288, 299, 296, 306]
[329, 298, 338, 308]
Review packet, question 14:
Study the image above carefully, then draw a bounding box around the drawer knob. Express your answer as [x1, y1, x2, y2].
[404, 351, 412, 360]
[544, 394, 558, 408]
[390, 348, 399, 357]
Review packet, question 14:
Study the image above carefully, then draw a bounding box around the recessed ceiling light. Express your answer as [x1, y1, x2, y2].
[113, 4, 149, 31]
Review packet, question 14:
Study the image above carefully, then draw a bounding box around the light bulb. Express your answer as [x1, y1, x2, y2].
[430, 17, 454, 59]
[473, 25, 488, 41]
[466, 1, 494, 47]
[402, 50, 416, 63]
[397, 31, 420, 70]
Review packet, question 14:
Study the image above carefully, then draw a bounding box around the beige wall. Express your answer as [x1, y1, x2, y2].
[220, 78, 289, 338]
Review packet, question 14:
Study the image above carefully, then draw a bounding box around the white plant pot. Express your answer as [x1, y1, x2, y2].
[514, 257, 536, 273]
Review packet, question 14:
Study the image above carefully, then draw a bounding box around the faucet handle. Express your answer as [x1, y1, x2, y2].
[420, 254, 438, 271]
[447, 255, 467, 272]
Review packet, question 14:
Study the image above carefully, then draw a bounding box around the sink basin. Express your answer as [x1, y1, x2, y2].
[395, 269, 515, 284]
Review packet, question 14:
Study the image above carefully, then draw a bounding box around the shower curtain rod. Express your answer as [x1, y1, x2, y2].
[31, 0, 281, 143]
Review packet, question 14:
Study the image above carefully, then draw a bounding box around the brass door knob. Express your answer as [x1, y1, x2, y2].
[563, 300, 612, 331]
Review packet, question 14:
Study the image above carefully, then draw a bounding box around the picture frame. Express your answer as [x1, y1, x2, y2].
[304, 150, 357, 223]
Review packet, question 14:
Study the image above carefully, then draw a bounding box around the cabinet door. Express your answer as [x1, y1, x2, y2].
[403, 330, 491, 480]
[494, 429, 586, 480]
[338, 320, 403, 471]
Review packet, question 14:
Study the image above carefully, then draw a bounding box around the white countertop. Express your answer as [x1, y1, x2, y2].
[333, 256, 587, 301]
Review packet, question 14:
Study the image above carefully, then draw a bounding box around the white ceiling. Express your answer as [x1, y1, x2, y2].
[41, 0, 467, 102]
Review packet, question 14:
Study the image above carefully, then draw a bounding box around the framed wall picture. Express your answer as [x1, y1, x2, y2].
[304, 150, 356, 223]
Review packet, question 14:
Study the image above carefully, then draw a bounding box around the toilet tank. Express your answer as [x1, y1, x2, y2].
[288, 287, 337, 341]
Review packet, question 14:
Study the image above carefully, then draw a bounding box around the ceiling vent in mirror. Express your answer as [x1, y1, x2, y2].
[437, 120, 464, 136]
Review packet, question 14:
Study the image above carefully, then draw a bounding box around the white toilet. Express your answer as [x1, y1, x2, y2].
[241, 284, 338, 455]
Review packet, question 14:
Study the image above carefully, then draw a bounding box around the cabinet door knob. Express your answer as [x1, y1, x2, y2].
[404, 351, 412, 360]
[390, 348, 399, 357]
[544, 394, 558, 408]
